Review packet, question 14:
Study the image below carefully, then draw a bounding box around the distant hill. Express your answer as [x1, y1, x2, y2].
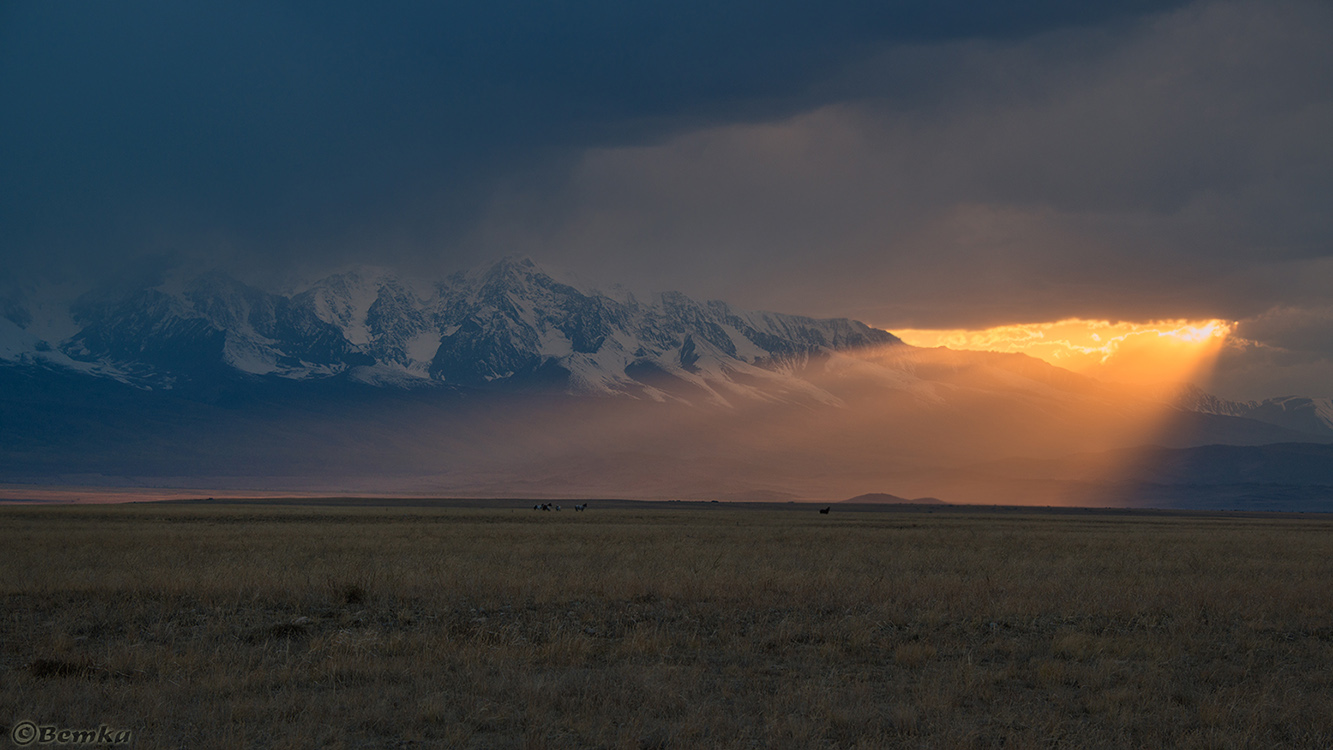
[841, 493, 946, 505]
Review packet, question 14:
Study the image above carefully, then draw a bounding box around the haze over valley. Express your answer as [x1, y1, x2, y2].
[3, 258, 1330, 509]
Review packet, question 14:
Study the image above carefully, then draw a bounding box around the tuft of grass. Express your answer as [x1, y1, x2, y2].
[26, 657, 98, 680]
[893, 641, 937, 669]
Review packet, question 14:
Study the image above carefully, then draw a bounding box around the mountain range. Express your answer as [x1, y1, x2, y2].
[0, 257, 897, 404]
[2, 257, 1331, 509]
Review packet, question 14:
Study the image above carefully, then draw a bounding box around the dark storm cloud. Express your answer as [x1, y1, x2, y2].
[465, 0, 1333, 397]
[488, 0, 1331, 310]
[2, 0, 1187, 278]
[5, 0, 1328, 398]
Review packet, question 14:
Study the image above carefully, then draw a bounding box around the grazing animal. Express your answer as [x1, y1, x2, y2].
[574, 504, 587, 511]
[555, 505, 562, 511]
[819, 506, 831, 514]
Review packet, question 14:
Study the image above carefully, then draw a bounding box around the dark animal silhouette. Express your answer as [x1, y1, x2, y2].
[819, 506, 831, 514]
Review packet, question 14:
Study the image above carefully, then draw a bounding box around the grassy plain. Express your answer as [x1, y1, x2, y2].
[2, 502, 1332, 748]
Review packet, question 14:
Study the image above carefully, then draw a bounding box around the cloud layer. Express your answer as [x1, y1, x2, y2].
[3, 0, 1329, 398]
[472, 0, 1333, 397]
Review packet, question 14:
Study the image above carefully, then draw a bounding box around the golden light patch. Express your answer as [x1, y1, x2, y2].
[894, 318, 1233, 387]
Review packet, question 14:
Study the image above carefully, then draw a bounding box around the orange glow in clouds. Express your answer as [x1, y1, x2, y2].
[894, 319, 1234, 387]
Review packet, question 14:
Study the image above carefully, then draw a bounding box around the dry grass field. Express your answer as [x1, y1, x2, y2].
[2, 502, 1333, 749]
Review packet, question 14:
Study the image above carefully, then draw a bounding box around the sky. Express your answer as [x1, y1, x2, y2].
[2, 0, 1331, 400]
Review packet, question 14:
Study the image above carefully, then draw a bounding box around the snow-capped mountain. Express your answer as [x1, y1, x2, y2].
[1172, 385, 1333, 438]
[0, 257, 901, 403]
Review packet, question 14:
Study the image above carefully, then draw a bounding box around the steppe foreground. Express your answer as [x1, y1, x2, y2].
[2, 501, 1332, 749]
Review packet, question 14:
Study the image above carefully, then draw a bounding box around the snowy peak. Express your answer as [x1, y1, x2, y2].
[292, 267, 434, 377]
[416, 257, 903, 399]
[298, 267, 408, 343]
[1172, 384, 1333, 438]
[56, 270, 370, 379]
